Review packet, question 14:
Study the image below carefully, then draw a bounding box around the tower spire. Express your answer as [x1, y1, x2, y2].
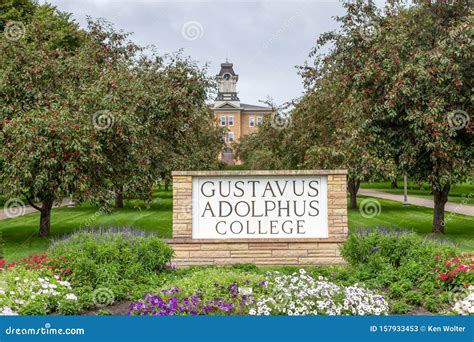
[216, 61, 239, 102]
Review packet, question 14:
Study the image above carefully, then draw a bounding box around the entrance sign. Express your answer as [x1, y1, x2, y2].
[192, 176, 328, 239]
[168, 170, 347, 267]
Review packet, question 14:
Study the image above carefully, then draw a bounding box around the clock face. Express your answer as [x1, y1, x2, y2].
[223, 73, 230, 80]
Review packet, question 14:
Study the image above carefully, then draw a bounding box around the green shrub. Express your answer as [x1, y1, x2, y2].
[341, 227, 457, 268]
[340, 227, 461, 314]
[405, 290, 423, 305]
[57, 298, 81, 315]
[96, 309, 112, 316]
[423, 296, 443, 313]
[390, 300, 412, 314]
[48, 227, 174, 295]
[18, 297, 49, 315]
[160, 267, 264, 302]
[388, 280, 412, 298]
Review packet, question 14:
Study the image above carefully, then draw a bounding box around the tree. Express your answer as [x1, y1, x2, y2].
[1, 109, 105, 236]
[0, 4, 102, 236]
[140, 54, 223, 181]
[1, 4, 223, 236]
[311, 0, 473, 232]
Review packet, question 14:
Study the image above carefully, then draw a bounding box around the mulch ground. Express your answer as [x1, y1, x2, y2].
[80, 301, 132, 316]
[79, 302, 436, 316]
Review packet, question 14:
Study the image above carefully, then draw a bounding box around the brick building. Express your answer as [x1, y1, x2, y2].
[211, 61, 272, 164]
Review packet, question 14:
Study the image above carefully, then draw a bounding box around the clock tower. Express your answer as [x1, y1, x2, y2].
[212, 61, 273, 164]
[215, 61, 240, 107]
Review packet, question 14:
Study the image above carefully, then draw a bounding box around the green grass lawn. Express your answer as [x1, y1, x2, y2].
[1, 190, 472, 261]
[349, 195, 474, 252]
[360, 180, 474, 206]
[0, 190, 173, 261]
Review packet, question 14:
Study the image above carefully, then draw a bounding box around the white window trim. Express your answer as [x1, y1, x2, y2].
[228, 115, 234, 126]
[256, 116, 263, 126]
[220, 116, 226, 126]
[228, 132, 235, 143]
[249, 116, 255, 127]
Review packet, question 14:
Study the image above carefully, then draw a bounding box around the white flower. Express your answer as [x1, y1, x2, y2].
[65, 293, 77, 300]
[0, 307, 18, 316]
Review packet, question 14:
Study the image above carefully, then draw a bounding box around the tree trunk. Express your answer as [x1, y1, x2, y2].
[164, 178, 170, 192]
[39, 197, 54, 237]
[115, 187, 123, 209]
[390, 178, 398, 189]
[347, 179, 360, 209]
[432, 184, 450, 234]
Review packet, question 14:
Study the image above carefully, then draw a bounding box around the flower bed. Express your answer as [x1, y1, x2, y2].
[129, 269, 389, 316]
[0, 226, 471, 316]
[0, 267, 79, 315]
[250, 270, 389, 316]
[434, 253, 473, 289]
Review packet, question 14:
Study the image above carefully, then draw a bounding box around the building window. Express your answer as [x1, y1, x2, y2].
[220, 116, 226, 126]
[222, 133, 227, 143]
[256, 116, 263, 126]
[228, 132, 235, 143]
[249, 116, 255, 127]
[228, 115, 234, 126]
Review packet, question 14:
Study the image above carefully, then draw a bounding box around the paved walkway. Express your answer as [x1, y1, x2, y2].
[0, 198, 70, 221]
[359, 189, 474, 216]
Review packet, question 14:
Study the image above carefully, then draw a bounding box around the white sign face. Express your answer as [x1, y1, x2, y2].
[192, 176, 328, 239]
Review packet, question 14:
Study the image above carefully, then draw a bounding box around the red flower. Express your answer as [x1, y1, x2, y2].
[0, 260, 5, 266]
[434, 255, 439, 261]
[440, 273, 448, 281]
[65, 268, 71, 274]
[445, 261, 452, 267]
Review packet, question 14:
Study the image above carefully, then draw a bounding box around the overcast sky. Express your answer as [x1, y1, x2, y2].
[41, 0, 384, 105]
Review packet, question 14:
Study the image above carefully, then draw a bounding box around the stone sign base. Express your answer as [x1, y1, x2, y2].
[167, 170, 348, 267]
[165, 238, 346, 266]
